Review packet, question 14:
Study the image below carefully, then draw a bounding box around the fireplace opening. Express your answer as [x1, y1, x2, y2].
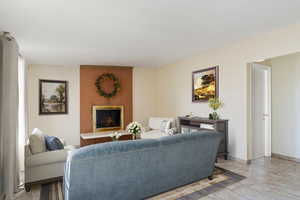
[93, 106, 124, 132]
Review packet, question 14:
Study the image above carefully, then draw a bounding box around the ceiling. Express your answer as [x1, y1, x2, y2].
[1, 0, 300, 67]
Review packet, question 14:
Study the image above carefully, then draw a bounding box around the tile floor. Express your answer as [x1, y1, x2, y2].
[16, 157, 300, 200]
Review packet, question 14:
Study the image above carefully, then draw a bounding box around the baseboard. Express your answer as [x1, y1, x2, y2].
[228, 153, 300, 164]
[272, 153, 300, 163]
[228, 156, 251, 164]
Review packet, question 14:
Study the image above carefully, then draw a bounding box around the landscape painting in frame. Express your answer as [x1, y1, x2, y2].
[192, 66, 219, 102]
[39, 80, 68, 114]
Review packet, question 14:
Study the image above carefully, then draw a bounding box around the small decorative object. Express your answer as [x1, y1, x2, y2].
[208, 98, 223, 120]
[192, 66, 219, 102]
[126, 121, 143, 140]
[185, 112, 194, 118]
[39, 80, 68, 115]
[95, 73, 121, 98]
[111, 132, 122, 141]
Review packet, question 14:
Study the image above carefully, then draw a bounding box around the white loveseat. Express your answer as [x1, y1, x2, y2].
[141, 117, 177, 139]
[25, 138, 75, 191]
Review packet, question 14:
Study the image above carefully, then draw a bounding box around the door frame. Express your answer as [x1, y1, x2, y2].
[247, 62, 272, 161]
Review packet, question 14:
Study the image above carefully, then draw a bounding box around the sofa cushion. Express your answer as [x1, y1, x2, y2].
[160, 120, 171, 133]
[29, 128, 46, 154]
[45, 136, 64, 151]
[149, 117, 174, 130]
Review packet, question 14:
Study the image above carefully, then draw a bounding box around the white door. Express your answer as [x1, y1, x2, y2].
[252, 63, 271, 159]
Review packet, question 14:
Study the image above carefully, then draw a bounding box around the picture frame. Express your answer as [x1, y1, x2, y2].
[192, 66, 219, 102]
[39, 79, 68, 115]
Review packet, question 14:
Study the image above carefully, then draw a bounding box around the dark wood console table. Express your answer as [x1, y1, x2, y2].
[178, 116, 229, 160]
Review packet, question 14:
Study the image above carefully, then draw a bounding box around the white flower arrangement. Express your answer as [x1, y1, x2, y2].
[111, 132, 122, 141]
[126, 121, 144, 136]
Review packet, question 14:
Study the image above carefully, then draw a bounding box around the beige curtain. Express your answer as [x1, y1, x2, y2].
[18, 56, 27, 176]
[0, 32, 20, 200]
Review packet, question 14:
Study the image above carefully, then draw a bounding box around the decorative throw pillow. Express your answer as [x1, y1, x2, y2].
[29, 128, 47, 154]
[45, 136, 64, 151]
[160, 120, 171, 133]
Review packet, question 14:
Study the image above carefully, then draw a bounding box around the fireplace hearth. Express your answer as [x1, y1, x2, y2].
[93, 105, 124, 132]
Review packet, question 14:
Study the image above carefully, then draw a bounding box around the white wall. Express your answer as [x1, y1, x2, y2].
[268, 53, 300, 158]
[156, 23, 300, 160]
[27, 65, 80, 145]
[133, 67, 157, 126]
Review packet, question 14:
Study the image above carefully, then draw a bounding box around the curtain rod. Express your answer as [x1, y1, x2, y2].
[0, 31, 21, 54]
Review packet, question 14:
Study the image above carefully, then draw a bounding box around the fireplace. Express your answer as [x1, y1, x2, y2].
[92, 105, 124, 132]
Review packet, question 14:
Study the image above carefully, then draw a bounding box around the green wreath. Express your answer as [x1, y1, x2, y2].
[95, 73, 121, 98]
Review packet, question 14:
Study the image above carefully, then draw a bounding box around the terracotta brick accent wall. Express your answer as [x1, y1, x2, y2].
[80, 66, 133, 133]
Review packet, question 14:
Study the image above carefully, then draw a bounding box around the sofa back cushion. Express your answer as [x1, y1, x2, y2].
[149, 117, 174, 130]
[29, 128, 46, 154]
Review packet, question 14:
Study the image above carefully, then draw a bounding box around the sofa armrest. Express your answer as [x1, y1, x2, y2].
[25, 147, 74, 167]
[143, 126, 152, 132]
[59, 138, 66, 146]
[25, 145, 32, 157]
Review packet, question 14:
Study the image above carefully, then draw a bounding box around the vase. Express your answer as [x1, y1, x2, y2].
[209, 112, 219, 120]
[132, 133, 141, 140]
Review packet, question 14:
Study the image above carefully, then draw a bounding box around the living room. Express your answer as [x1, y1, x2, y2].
[1, 1, 300, 200]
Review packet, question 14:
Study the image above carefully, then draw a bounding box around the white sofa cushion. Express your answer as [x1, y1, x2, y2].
[29, 128, 46, 154]
[148, 117, 174, 130]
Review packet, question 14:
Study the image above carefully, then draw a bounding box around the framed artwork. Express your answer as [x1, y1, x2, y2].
[192, 66, 219, 102]
[39, 79, 68, 115]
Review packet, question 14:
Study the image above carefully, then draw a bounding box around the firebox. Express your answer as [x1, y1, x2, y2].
[92, 105, 124, 132]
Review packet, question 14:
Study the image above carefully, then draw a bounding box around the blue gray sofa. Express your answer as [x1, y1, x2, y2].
[64, 132, 222, 200]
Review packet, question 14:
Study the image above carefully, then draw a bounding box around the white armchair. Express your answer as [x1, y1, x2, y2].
[24, 141, 75, 192]
[141, 117, 177, 139]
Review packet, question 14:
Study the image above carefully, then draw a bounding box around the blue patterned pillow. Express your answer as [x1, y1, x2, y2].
[45, 136, 64, 151]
